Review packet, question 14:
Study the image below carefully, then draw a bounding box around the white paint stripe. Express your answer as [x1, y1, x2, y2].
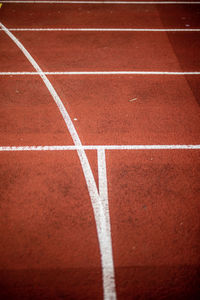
[0, 145, 200, 151]
[98, 149, 109, 205]
[2, 28, 200, 32]
[0, 22, 116, 300]
[1, 71, 200, 75]
[1, 1, 200, 5]
[97, 149, 116, 300]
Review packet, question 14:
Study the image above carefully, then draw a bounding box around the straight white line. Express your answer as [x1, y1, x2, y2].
[98, 149, 109, 203]
[0, 22, 116, 300]
[1, 1, 200, 5]
[1, 71, 200, 75]
[2, 28, 200, 32]
[1, 145, 200, 151]
[97, 149, 116, 300]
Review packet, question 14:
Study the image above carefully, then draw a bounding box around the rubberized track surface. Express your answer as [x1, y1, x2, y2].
[0, 1, 200, 300]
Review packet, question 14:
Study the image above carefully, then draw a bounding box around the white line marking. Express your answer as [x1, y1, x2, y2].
[0, 145, 200, 151]
[1, 71, 200, 75]
[97, 149, 116, 300]
[2, 28, 200, 32]
[1, 1, 200, 5]
[98, 149, 109, 202]
[0, 22, 116, 300]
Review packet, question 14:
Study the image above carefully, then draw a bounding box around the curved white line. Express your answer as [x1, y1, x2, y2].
[0, 22, 116, 300]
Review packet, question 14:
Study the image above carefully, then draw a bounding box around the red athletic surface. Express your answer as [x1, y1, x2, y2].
[0, 151, 103, 300]
[108, 150, 200, 299]
[0, 2, 200, 300]
[6, 31, 200, 72]
[1, 2, 200, 29]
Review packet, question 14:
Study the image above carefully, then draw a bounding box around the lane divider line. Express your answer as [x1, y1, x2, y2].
[1, 1, 200, 5]
[2, 28, 200, 31]
[1, 145, 200, 151]
[0, 22, 116, 300]
[98, 149, 116, 300]
[1, 71, 200, 75]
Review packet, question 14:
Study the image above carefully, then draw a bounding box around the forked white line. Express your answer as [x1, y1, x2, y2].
[1, 1, 200, 5]
[2, 28, 200, 32]
[0, 22, 116, 300]
[0, 145, 200, 151]
[1, 71, 200, 75]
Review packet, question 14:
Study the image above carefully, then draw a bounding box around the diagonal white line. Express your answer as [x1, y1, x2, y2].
[0, 22, 116, 300]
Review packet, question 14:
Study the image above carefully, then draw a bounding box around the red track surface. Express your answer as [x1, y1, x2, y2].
[0, 1, 200, 300]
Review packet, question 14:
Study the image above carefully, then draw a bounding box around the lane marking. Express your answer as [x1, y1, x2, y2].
[1, 145, 200, 151]
[97, 149, 116, 300]
[1, 1, 200, 5]
[0, 22, 116, 300]
[98, 149, 109, 204]
[2, 28, 200, 32]
[1, 71, 200, 75]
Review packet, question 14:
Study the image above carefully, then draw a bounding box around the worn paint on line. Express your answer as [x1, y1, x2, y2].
[0, 145, 200, 151]
[97, 149, 116, 299]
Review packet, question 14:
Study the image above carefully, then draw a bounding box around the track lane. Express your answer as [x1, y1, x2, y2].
[1, 1, 200, 29]
[107, 149, 200, 299]
[49, 75, 200, 145]
[0, 151, 103, 300]
[157, 2, 200, 28]
[10, 30, 200, 72]
[10, 31, 184, 72]
[166, 32, 200, 72]
[0, 3, 164, 29]
[0, 32, 34, 72]
[0, 76, 74, 146]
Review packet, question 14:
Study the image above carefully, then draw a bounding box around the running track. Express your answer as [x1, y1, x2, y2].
[0, 1, 200, 299]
